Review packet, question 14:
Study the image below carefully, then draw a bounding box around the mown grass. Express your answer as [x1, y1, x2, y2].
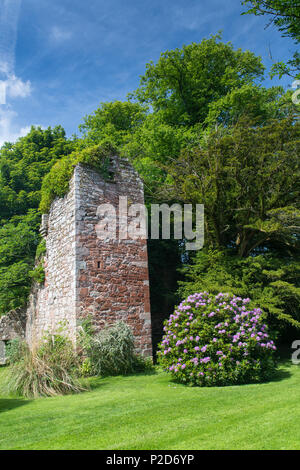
[0, 359, 299, 450]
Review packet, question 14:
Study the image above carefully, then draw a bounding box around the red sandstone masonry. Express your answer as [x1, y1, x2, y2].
[26, 157, 152, 356]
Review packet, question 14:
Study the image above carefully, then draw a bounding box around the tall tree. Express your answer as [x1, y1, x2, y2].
[130, 35, 265, 127]
[0, 126, 75, 315]
[166, 116, 300, 256]
[0, 126, 74, 220]
[166, 115, 300, 334]
[80, 38, 290, 340]
[78, 101, 148, 149]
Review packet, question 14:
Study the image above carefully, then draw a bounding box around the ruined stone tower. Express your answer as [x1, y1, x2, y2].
[25, 156, 152, 356]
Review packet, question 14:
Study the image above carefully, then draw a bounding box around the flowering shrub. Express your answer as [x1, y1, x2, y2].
[158, 292, 277, 386]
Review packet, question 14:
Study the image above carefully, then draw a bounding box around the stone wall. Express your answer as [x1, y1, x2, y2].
[26, 157, 152, 356]
[26, 171, 77, 346]
[0, 341, 5, 365]
[75, 160, 152, 356]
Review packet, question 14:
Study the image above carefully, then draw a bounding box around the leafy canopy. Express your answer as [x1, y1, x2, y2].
[79, 100, 148, 149]
[0, 126, 75, 315]
[166, 115, 300, 257]
[79, 38, 299, 334]
[0, 126, 74, 220]
[130, 35, 265, 126]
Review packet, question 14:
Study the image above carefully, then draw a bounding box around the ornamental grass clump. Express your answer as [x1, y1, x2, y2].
[4, 334, 87, 398]
[158, 292, 277, 386]
[79, 320, 153, 377]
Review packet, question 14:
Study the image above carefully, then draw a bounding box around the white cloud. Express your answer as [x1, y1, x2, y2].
[6, 74, 31, 99]
[50, 26, 72, 42]
[0, 68, 32, 105]
[0, 108, 38, 147]
[0, 58, 31, 105]
[0, 0, 35, 147]
[0, 60, 10, 76]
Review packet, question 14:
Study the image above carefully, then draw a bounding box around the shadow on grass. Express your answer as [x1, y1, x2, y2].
[126, 368, 158, 378]
[266, 356, 297, 383]
[87, 368, 159, 391]
[266, 365, 292, 383]
[0, 398, 31, 414]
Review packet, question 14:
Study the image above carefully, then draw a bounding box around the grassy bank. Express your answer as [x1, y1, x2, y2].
[0, 360, 299, 450]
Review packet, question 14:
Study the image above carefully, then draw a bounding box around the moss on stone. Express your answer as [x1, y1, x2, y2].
[30, 239, 47, 285]
[30, 262, 45, 284]
[39, 144, 116, 213]
[36, 239, 46, 260]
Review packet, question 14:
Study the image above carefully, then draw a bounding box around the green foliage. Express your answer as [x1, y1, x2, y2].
[0, 211, 41, 313]
[35, 239, 46, 260]
[204, 84, 290, 128]
[242, 1, 300, 40]
[4, 338, 23, 364]
[79, 320, 153, 377]
[80, 357, 93, 377]
[166, 115, 300, 331]
[0, 126, 74, 219]
[242, 1, 300, 78]
[166, 116, 300, 257]
[79, 100, 148, 149]
[0, 127, 74, 315]
[130, 34, 265, 127]
[158, 292, 277, 386]
[148, 238, 183, 352]
[29, 239, 47, 285]
[0, 37, 297, 341]
[270, 55, 300, 80]
[29, 262, 45, 284]
[4, 334, 87, 398]
[78, 39, 299, 338]
[39, 143, 116, 213]
[179, 249, 300, 333]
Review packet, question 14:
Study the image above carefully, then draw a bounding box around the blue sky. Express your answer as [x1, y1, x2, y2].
[0, 0, 298, 145]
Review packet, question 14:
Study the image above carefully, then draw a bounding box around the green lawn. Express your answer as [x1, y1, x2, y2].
[0, 360, 299, 450]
